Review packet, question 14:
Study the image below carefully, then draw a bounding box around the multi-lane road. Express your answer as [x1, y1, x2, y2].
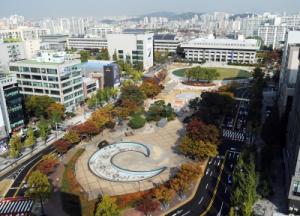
[167, 90, 250, 216]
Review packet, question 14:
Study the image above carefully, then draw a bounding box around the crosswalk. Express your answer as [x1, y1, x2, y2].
[222, 129, 245, 142]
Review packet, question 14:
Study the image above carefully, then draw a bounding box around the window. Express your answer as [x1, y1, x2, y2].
[32, 75, 42, 80]
[22, 67, 30, 72]
[30, 68, 40, 73]
[48, 76, 58, 82]
[34, 89, 43, 93]
[9, 66, 19, 71]
[47, 69, 57, 75]
[51, 90, 60, 95]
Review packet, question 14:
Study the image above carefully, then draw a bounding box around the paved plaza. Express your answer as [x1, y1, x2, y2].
[75, 119, 190, 199]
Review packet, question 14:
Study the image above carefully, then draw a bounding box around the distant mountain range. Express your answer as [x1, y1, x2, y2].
[141, 11, 203, 20]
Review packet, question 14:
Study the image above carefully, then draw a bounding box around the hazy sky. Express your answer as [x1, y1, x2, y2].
[1, 0, 300, 18]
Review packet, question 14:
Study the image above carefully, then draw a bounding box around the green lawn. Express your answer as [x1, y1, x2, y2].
[173, 67, 251, 80]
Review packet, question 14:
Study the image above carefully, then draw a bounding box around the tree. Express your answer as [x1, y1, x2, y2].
[38, 119, 49, 144]
[9, 134, 22, 158]
[120, 84, 145, 107]
[179, 136, 218, 160]
[146, 100, 175, 122]
[112, 50, 118, 61]
[186, 119, 220, 145]
[25, 95, 55, 118]
[95, 195, 121, 216]
[53, 139, 71, 154]
[169, 177, 189, 198]
[136, 197, 160, 216]
[36, 154, 59, 175]
[128, 114, 146, 129]
[63, 130, 80, 145]
[153, 185, 174, 207]
[25, 170, 51, 215]
[91, 105, 114, 130]
[24, 127, 36, 148]
[97, 48, 110, 60]
[73, 120, 99, 138]
[47, 102, 65, 126]
[79, 50, 90, 62]
[185, 67, 219, 83]
[140, 79, 161, 98]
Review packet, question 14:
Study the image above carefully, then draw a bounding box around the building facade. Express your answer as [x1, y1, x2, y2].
[153, 33, 181, 53]
[256, 24, 287, 49]
[40, 34, 68, 51]
[181, 35, 260, 64]
[0, 74, 25, 148]
[285, 52, 300, 212]
[67, 36, 107, 50]
[278, 31, 300, 117]
[9, 51, 84, 112]
[107, 32, 154, 70]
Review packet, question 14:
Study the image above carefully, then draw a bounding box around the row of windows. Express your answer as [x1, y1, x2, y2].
[10, 66, 58, 75]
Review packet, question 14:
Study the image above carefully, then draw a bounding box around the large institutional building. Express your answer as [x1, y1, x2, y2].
[153, 33, 181, 53]
[67, 36, 108, 51]
[181, 35, 260, 64]
[107, 32, 154, 70]
[9, 51, 84, 112]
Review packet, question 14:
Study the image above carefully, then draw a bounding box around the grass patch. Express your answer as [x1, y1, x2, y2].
[173, 67, 251, 80]
[61, 148, 96, 216]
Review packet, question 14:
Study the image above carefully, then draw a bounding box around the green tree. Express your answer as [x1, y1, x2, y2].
[120, 84, 145, 107]
[146, 100, 175, 122]
[25, 170, 51, 215]
[128, 114, 146, 129]
[95, 195, 121, 216]
[38, 119, 49, 144]
[9, 134, 22, 158]
[98, 48, 110, 60]
[79, 50, 90, 62]
[112, 50, 118, 61]
[25, 95, 55, 118]
[24, 127, 36, 148]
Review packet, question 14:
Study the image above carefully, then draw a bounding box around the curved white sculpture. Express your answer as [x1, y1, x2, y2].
[88, 142, 166, 182]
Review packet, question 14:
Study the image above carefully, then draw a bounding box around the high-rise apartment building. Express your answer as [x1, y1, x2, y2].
[256, 24, 287, 49]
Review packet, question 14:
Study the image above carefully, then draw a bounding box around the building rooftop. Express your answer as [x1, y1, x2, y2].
[154, 33, 176, 41]
[14, 59, 61, 66]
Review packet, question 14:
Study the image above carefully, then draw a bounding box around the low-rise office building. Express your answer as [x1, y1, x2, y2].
[9, 51, 84, 112]
[40, 34, 68, 51]
[181, 35, 260, 64]
[67, 36, 107, 50]
[153, 33, 181, 53]
[107, 32, 154, 70]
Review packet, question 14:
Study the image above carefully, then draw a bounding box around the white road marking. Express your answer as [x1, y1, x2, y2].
[217, 202, 224, 216]
[181, 211, 191, 216]
[205, 183, 209, 189]
[210, 171, 213, 176]
[225, 186, 227, 194]
[198, 196, 204, 205]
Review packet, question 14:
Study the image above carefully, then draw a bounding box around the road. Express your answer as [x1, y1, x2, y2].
[167, 89, 250, 216]
[4, 145, 56, 198]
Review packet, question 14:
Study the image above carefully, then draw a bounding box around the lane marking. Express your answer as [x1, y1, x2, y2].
[198, 197, 204, 205]
[181, 211, 190, 216]
[217, 202, 224, 216]
[225, 186, 227, 194]
[205, 183, 209, 189]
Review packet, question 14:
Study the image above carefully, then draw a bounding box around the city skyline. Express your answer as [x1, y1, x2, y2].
[1, 0, 300, 18]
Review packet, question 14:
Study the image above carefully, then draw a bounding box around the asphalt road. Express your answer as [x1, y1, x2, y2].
[167, 89, 250, 216]
[4, 145, 56, 198]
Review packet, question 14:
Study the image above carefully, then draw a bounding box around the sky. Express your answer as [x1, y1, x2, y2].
[1, 0, 300, 18]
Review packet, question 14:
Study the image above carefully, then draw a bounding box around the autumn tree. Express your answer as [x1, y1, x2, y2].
[90, 105, 114, 130]
[36, 154, 59, 175]
[25, 170, 51, 215]
[73, 120, 99, 138]
[24, 127, 36, 148]
[179, 136, 218, 160]
[153, 185, 175, 208]
[136, 197, 160, 216]
[140, 79, 161, 98]
[9, 134, 22, 158]
[47, 102, 65, 127]
[186, 119, 220, 145]
[63, 130, 80, 145]
[95, 195, 121, 216]
[53, 139, 71, 154]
